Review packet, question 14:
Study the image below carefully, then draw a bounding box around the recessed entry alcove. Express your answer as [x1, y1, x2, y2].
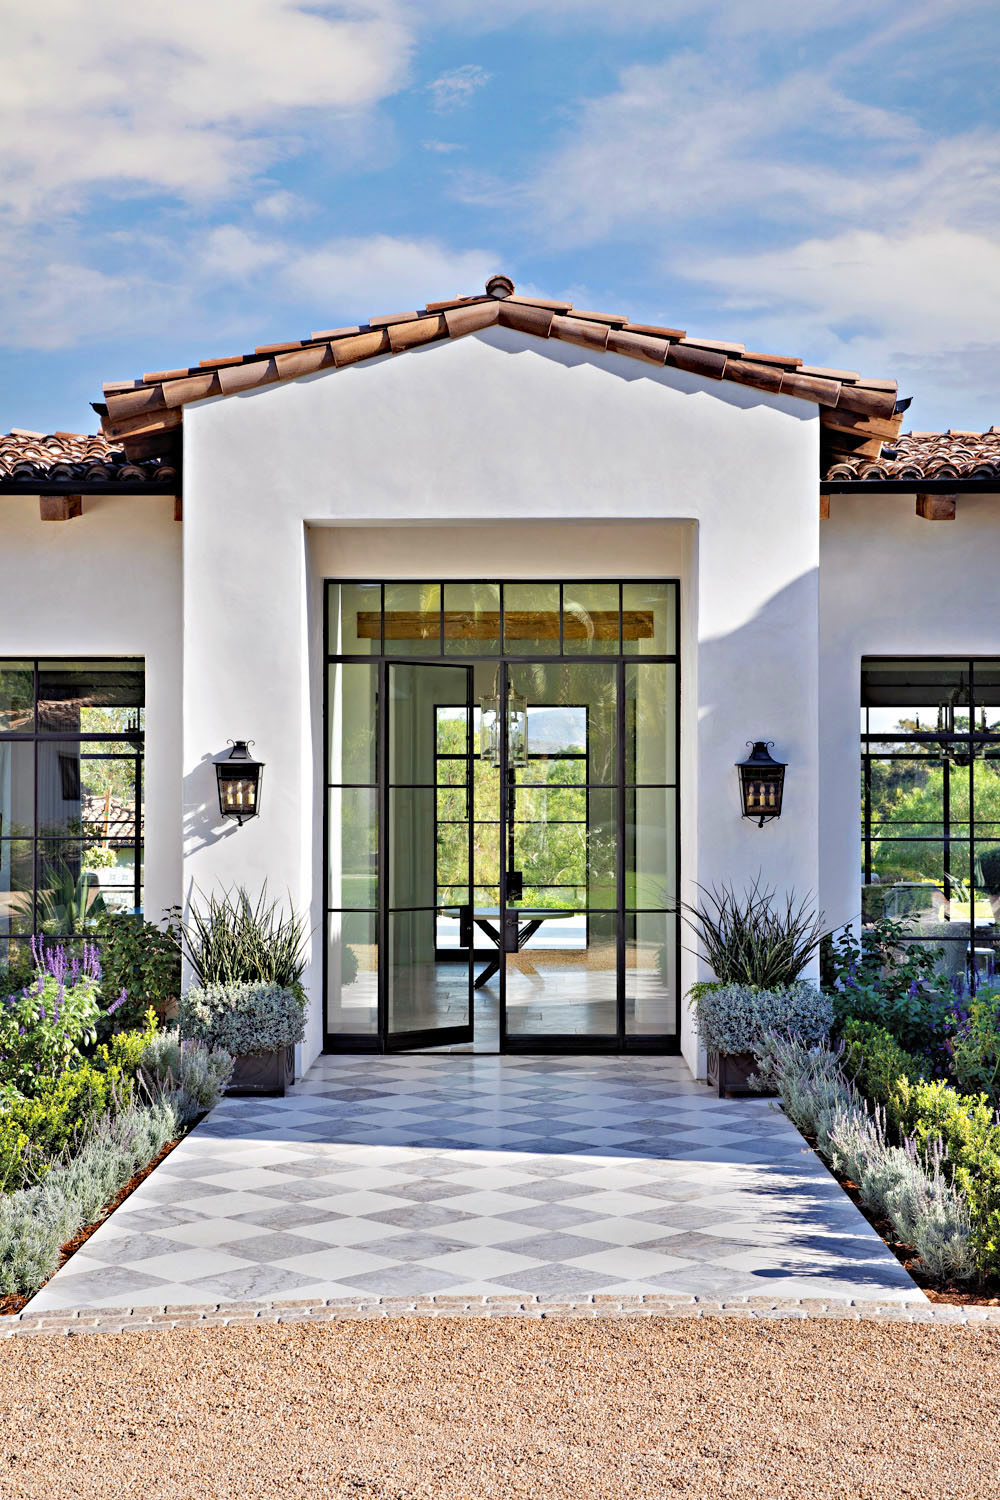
[321, 565, 680, 1055]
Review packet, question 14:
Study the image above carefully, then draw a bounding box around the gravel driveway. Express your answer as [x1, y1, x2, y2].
[4, 1317, 999, 1498]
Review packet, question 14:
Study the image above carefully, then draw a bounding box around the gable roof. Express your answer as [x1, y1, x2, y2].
[0, 429, 177, 493]
[97, 275, 904, 474]
[824, 429, 1000, 490]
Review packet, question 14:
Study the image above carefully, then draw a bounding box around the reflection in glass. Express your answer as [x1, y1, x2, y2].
[0, 841, 33, 935]
[327, 582, 381, 656]
[0, 664, 33, 733]
[383, 583, 442, 655]
[502, 582, 560, 655]
[562, 583, 619, 654]
[622, 582, 676, 656]
[505, 911, 616, 1036]
[327, 912, 377, 1034]
[626, 789, 676, 908]
[626, 912, 678, 1035]
[0, 741, 34, 838]
[328, 788, 378, 908]
[328, 663, 378, 784]
[507, 663, 616, 784]
[390, 663, 467, 785]
[37, 660, 144, 734]
[626, 664, 676, 784]
[389, 910, 468, 1033]
[444, 583, 500, 656]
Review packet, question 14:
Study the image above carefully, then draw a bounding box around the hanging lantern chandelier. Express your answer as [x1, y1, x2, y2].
[479, 669, 528, 768]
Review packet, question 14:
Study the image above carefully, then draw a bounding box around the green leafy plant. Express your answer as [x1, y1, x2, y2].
[36, 864, 106, 935]
[677, 876, 826, 989]
[180, 980, 306, 1057]
[0, 1063, 134, 1193]
[840, 1018, 924, 1134]
[184, 885, 309, 992]
[948, 989, 1000, 1102]
[823, 916, 955, 1069]
[94, 907, 181, 1033]
[689, 980, 831, 1056]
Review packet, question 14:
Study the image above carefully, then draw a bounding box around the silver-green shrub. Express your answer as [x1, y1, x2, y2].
[139, 1030, 233, 1125]
[691, 981, 832, 1056]
[0, 1098, 179, 1295]
[756, 1034, 976, 1285]
[179, 980, 306, 1056]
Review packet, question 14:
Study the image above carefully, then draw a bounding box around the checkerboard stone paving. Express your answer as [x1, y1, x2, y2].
[27, 1055, 925, 1313]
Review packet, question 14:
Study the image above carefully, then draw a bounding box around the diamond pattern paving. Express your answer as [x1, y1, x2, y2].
[28, 1055, 925, 1311]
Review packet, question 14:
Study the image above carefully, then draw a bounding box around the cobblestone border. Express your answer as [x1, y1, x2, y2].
[6, 1293, 1000, 1337]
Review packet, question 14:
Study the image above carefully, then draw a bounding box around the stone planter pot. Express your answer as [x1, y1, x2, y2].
[226, 1045, 295, 1098]
[706, 1048, 774, 1099]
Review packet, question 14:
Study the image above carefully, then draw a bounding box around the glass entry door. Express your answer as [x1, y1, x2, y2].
[385, 662, 474, 1048]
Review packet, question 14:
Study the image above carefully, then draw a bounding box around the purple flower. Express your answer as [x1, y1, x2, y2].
[106, 988, 127, 1016]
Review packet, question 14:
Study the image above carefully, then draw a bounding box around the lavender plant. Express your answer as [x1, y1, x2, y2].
[0, 938, 124, 1090]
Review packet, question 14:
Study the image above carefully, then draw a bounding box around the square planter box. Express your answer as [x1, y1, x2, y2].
[707, 1048, 774, 1099]
[226, 1045, 295, 1098]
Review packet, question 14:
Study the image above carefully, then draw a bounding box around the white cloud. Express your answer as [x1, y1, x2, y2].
[0, 1, 412, 219]
[422, 140, 465, 154]
[253, 190, 309, 222]
[426, 64, 491, 113]
[280, 233, 500, 312]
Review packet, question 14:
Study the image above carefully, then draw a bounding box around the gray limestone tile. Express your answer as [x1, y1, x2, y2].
[101, 1204, 207, 1232]
[376, 1181, 479, 1203]
[491, 1264, 618, 1297]
[250, 1180, 339, 1203]
[219, 1231, 341, 1262]
[495, 1203, 603, 1231]
[87, 1233, 195, 1264]
[342, 1266, 465, 1296]
[513, 1180, 596, 1203]
[365, 1203, 476, 1230]
[642, 1233, 763, 1263]
[347, 1233, 472, 1262]
[33, 1265, 172, 1303]
[229, 1206, 347, 1231]
[499, 1232, 615, 1262]
[185, 1265, 318, 1300]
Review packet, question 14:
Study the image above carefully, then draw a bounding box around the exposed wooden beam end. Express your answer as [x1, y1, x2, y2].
[173, 495, 183, 522]
[819, 495, 831, 520]
[916, 493, 956, 521]
[39, 493, 83, 522]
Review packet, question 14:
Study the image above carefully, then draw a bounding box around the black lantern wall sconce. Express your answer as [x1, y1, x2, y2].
[216, 740, 265, 825]
[736, 741, 786, 827]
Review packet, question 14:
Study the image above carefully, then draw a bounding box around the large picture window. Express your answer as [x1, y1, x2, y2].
[861, 657, 1000, 985]
[0, 659, 144, 957]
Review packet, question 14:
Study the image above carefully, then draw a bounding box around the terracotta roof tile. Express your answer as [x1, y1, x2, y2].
[0, 431, 177, 490]
[825, 430, 1000, 485]
[93, 277, 901, 475]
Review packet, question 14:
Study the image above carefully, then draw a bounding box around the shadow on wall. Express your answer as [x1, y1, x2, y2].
[691, 565, 821, 907]
[182, 750, 242, 859]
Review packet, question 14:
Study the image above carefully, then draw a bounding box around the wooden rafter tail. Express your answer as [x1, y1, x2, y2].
[356, 609, 655, 641]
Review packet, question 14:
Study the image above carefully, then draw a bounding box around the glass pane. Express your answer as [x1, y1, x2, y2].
[328, 788, 378, 908]
[328, 663, 377, 784]
[0, 841, 33, 936]
[437, 785, 467, 822]
[389, 664, 467, 784]
[36, 841, 107, 934]
[389, 910, 469, 1034]
[502, 582, 560, 655]
[0, 741, 34, 838]
[868, 755, 945, 836]
[0, 662, 33, 733]
[390, 788, 467, 909]
[562, 583, 619, 654]
[444, 583, 500, 656]
[626, 912, 677, 1035]
[473, 821, 500, 894]
[973, 755, 1000, 837]
[505, 910, 616, 1036]
[862, 658, 972, 714]
[626, 664, 676, 783]
[507, 663, 616, 785]
[383, 583, 441, 655]
[37, 660, 144, 733]
[626, 788, 677, 908]
[513, 788, 615, 910]
[623, 583, 676, 656]
[328, 582, 381, 655]
[327, 911, 378, 1035]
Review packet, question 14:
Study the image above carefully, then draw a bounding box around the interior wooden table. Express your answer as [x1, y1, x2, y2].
[439, 907, 578, 989]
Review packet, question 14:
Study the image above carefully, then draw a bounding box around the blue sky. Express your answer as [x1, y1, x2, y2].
[2, 0, 998, 435]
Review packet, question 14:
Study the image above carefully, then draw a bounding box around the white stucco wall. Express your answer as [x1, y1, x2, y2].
[181, 326, 821, 1075]
[820, 489, 1000, 934]
[0, 493, 183, 925]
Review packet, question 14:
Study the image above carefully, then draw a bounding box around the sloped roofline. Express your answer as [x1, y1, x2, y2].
[97, 276, 903, 471]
